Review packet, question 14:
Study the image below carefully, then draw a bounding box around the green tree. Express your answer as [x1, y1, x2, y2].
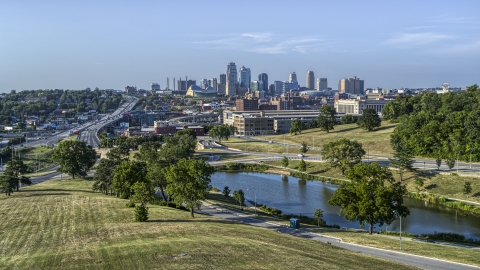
[321, 138, 365, 175]
[51, 140, 96, 178]
[445, 158, 455, 171]
[388, 141, 414, 182]
[317, 106, 336, 133]
[340, 114, 357, 125]
[414, 177, 424, 192]
[209, 124, 234, 142]
[165, 158, 215, 217]
[298, 158, 307, 172]
[435, 157, 442, 170]
[328, 162, 410, 234]
[463, 182, 472, 198]
[281, 156, 289, 168]
[290, 119, 303, 135]
[112, 161, 147, 199]
[131, 181, 154, 206]
[161, 134, 197, 164]
[357, 108, 381, 131]
[5, 156, 29, 191]
[313, 208, 325, 226]
[175, 128, 197, 139]
[300, 141, 309, 154]
[223, 186, 231, 197]
[232, 189, 245, 209]
[93, 158, 121, 195]
[0, 174, 17, 196]
[134, 204, 149, 222]
[106, 145, 130, 161]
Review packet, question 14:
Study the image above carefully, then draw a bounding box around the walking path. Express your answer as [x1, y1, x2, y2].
[199, 202, 480, 270]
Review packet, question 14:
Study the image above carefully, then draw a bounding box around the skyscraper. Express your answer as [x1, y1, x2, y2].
[258, 73, 268, 91]
[306, 71, 315, 89]
[274, 81, 283, 94]
[219, 74, 226, 85]
[316, 78, 328, 91]
[226, 62, 237, 96]
[238, 66, 251, 88]
[289, 72, 297, 83]
[338, 76, 364, 95]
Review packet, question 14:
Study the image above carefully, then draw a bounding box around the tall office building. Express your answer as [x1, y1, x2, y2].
[306, 71, 315, 89]
[258, 73, 269, 91]
[250, 80, 264, 92]
[219, 74, 226, 85]
[150, 83, 160, 92]
[289, 72, 297, 83]
[274, 81, 283, 94]
[238, 66, 251, 88]
[210, 78, 217, 89]
[338, 76, 364, 95]
[200, 79, 208, 89]
[316, 78, 328, 91]
[226, 62, 237, 96]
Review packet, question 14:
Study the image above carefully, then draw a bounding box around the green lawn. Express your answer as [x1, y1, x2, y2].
[17, 145, 56, 172]
[0, 179, 417, 270]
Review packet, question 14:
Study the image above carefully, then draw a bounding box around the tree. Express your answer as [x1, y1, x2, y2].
[300, 141, 309, 154]
[281, 156, 289, 168]
[435, 157, 442, 170]
[131, 181, 154, 206]
[328, 162, 410, 234]
[290, 119, 303, 135]
[445, 158, 455, 171]
[106, 145, 130, 161]
[51, 140, 96, 178]
[93, 158, 121, 195]
[340, 114, 356, 125]
[317, 106, 336, 133]
[0, 174, 17, 196]
[388, 141, 414, 182]
[463, 182, 472, 198]
[112, 161, 147, 199]
[313, 208, 325, 226]
[165, 158, 215, 217]
[161, 134, 197, 164]
[298, 159, 307, 172]
[209, 124, 234, 142]
[176, 128, 197, 139]
[321, 138, 365, 175]
[357, 108, 381, 131]
[5, 156, 29, 191]
[232, 189, 245, 209]
[414, 177, 424, 192]
[223, 186, 231, 197]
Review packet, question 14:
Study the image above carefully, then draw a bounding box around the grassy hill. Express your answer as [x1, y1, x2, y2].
[0, 179, 416, 270]
[221, 122, 397, 155]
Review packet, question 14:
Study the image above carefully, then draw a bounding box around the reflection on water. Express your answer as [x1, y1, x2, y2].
[211, 171, 480, 239]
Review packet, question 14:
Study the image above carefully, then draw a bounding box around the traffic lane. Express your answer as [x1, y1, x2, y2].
[198, 204, 480, 270]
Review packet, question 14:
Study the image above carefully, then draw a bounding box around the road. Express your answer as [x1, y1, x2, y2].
[199, 203, 480, 270]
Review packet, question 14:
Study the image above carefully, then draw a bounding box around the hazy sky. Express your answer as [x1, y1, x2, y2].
[1, 0, 479, 91]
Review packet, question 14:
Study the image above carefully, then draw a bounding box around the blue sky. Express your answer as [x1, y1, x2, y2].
[1, 0, 479, 91]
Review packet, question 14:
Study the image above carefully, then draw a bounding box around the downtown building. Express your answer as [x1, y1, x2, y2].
[226, 62, 237, 96]
[338, 76, 364, 95]
[306, 71, 315, 90]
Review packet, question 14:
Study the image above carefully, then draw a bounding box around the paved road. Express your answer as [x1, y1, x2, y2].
[199, 203, 480, 270]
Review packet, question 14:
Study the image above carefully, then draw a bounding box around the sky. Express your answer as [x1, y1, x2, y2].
[1, 0, 480, 92]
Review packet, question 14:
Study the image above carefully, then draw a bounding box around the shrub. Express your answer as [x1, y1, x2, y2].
[134, 204, 149, 222]
[210, 186, 220, 192]
[125, 201, 135, 208]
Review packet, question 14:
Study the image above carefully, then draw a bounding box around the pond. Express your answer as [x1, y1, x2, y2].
[211, 171, 480, 239]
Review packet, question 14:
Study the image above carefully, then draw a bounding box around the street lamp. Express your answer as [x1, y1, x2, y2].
[393, 210, 402, 250]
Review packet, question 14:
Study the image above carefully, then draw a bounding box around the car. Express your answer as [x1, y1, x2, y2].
[297, 154, 304, 157]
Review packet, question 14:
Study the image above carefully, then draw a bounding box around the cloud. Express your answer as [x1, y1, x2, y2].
[382, 32, 454, 47]
[193, 33, 330, 54]
[428, 40, 480, 55]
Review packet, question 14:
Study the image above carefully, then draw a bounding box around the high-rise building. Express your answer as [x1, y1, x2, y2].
[317, 78, 328, 91]
[150, 83, 160, 91]
[200, 79, 208, 89]
[238, 66, 251, 88]
[289, 72, 297, 83]
[338, 76, 364, 95]
[226, 62, 237, 96]
[219, 74, 226, 85]
[283, 81, 299, 92]
[210, 78, 217, 89]
[258, 73, 268, 91]
[177, 78, 196, 91]
[306, 71, 315, 90]
[268, 84, 275, 95]
[250, 80, 263, 92]
[274, 81, 283, 94]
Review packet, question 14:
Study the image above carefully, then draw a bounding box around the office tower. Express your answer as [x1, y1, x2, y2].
[274, 81, 283, 94]
[150, 83, 160, 91]
[289, 72, 297, 83]
[200, 79, 208, 89]
[306, 71, 315, 89]
[219, 74, 226, 85]
[250, 80, 263, 92]
[226, 62, 237, 96]
[338, 76, 364, 95]
[238, 66, 251, 88]
[283, 81, 299, 92]
[211, 78, 217, 89]
[316, 78, 328, 91]
[268, 84, 275, 95]
[258, 73, 268, 91]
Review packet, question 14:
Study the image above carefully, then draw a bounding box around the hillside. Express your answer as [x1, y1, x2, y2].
[0, 179, 415, 270]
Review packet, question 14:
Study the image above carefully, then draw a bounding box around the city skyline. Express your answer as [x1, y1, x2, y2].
[1, 0, 480, 91]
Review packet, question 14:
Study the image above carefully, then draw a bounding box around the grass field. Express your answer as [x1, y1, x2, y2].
[17, 146, 56, 172]
[221, 122, 397, 155]
[0, 179, 417, 270]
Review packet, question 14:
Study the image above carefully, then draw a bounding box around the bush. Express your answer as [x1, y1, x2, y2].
[125, 201, 135, 208]
[209, 186, 220, 192]
[134, 204, 149, 222]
